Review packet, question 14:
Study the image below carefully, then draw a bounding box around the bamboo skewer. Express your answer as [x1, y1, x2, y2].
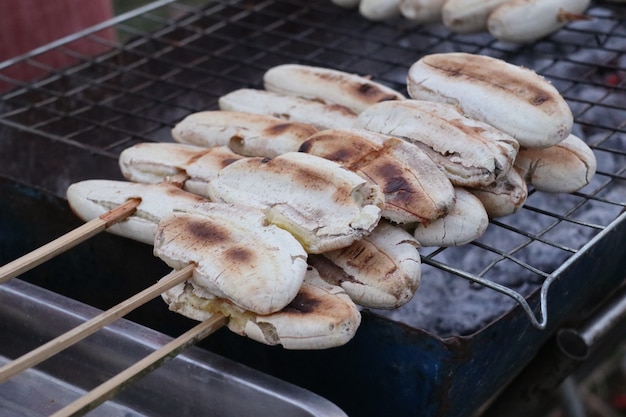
[0, 175, 227, 414]
[50, 313, 227, 417]
[0, 264, 197, 383]
[0, 198, 142, 284]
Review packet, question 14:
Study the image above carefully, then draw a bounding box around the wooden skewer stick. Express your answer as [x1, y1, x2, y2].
[0, 198, 142, 284]
[0, 264, 197, 383]
[50, 313, 227, 417]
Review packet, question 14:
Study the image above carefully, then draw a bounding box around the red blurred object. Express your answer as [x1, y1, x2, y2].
[611, 393, 626, 410]
[605, 72, 624, 87]
[0, 0, 115, 92]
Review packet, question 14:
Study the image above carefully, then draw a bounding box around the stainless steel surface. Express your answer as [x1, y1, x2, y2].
[0, 278, 348, 417]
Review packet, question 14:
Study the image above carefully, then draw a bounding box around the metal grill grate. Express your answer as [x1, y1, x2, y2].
[0, 0, 625, 336]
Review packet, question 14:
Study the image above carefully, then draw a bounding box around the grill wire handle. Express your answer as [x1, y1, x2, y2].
[424, 212, 626, 330]
[423, 257, 553, 330]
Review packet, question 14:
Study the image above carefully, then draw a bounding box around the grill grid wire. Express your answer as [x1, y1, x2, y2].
[0, 0, 625, 335]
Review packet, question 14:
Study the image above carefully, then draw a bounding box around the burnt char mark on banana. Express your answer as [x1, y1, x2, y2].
[185, 218, 257, 264]
[186, 218, 230, 242]
[338, 237, 396, 275]
[303, 134, 410, 195]
[221, 157, 242, 169]
[186, 149, 215, 164]
[372, 161, 412, 195]
[315, 71, 401, 104]
[164, 186, 207, 203]
[422, 55, 556, 112]
[300, 131, 437, 219]
[264, 123, 293, 135]
[268, 156, 338, 192]
[355, 82, 403, 103]
[262, 122, 317, 138]
[447, 118, 488, 137]
[308, 255, 360, 285]
[225, 246, 254, 264]
[283, 290, 321, 314]
[299, 133, 379, 168]
[327, 103, 359, 117]
[297, 141, 314, 154]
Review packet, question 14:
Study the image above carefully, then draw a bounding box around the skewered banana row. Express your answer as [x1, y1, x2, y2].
[331, 0, 592, 44]
[67, 179, 420, 349]
[67, 52, 596, 349]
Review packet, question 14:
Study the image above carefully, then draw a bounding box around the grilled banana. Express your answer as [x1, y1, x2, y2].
[119, 143, 243, 197]
[441, 0, 511, 33]
[172, 110, 318, 157]
[310, 220, 421, 309]
[218, 88, 358, 130]
[66, 180, 208, 245]
[514, 134, 597, 193]
[487, 0, 591, 43]
[399, 0, 446, 23]
[412, 187, 489, 247]
[207, 152, 384, 254]
[155, 205, 308, 315]
[355, 99, 519, 187]
[359, 0, 402, 20]
[162, 266, 361, 350]
[299, 128, 455, 224]
[263, 64, 405, 114]
[467, 167, 528, 218]
[407, 52, 574, 148]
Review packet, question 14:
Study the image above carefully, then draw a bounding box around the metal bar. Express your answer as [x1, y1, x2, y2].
[0, 0, 176, 71]
[0, 265, 194, 383]
[558, 283, 626, 360]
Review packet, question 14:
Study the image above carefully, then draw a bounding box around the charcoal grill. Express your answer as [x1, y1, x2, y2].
[1, 1, 626, 416]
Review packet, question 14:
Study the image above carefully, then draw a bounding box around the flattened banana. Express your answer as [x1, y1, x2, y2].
[407, 52, 574, 148]
[219, 88, 358, 130]
[467, 167, 528, 218]
[488, 0, 591, 43]
[263, 64, 405, 113]
[66, 180, 208, 245]
[207, 152, 384, 253]
[162, 266, 361, 350]
[412, 187, 489, 247]
[172, 110, 318, 157]
[514, 134, 597, 193]
[441, 0, 511, 33]
[310, 220, 421, 309]
[119, 143, 243, 197]
[155, 206, 308, 315]
[356, 100, 519, 187]
[299, 128, 455, 224]
[399, 0, 446, 23]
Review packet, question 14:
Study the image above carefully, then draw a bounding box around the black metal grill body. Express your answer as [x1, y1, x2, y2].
[1, 1, 625, 416]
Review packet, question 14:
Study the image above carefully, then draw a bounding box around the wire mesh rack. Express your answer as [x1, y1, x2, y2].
[0, 0, 625, 335]
[1, 1, 626, 416]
